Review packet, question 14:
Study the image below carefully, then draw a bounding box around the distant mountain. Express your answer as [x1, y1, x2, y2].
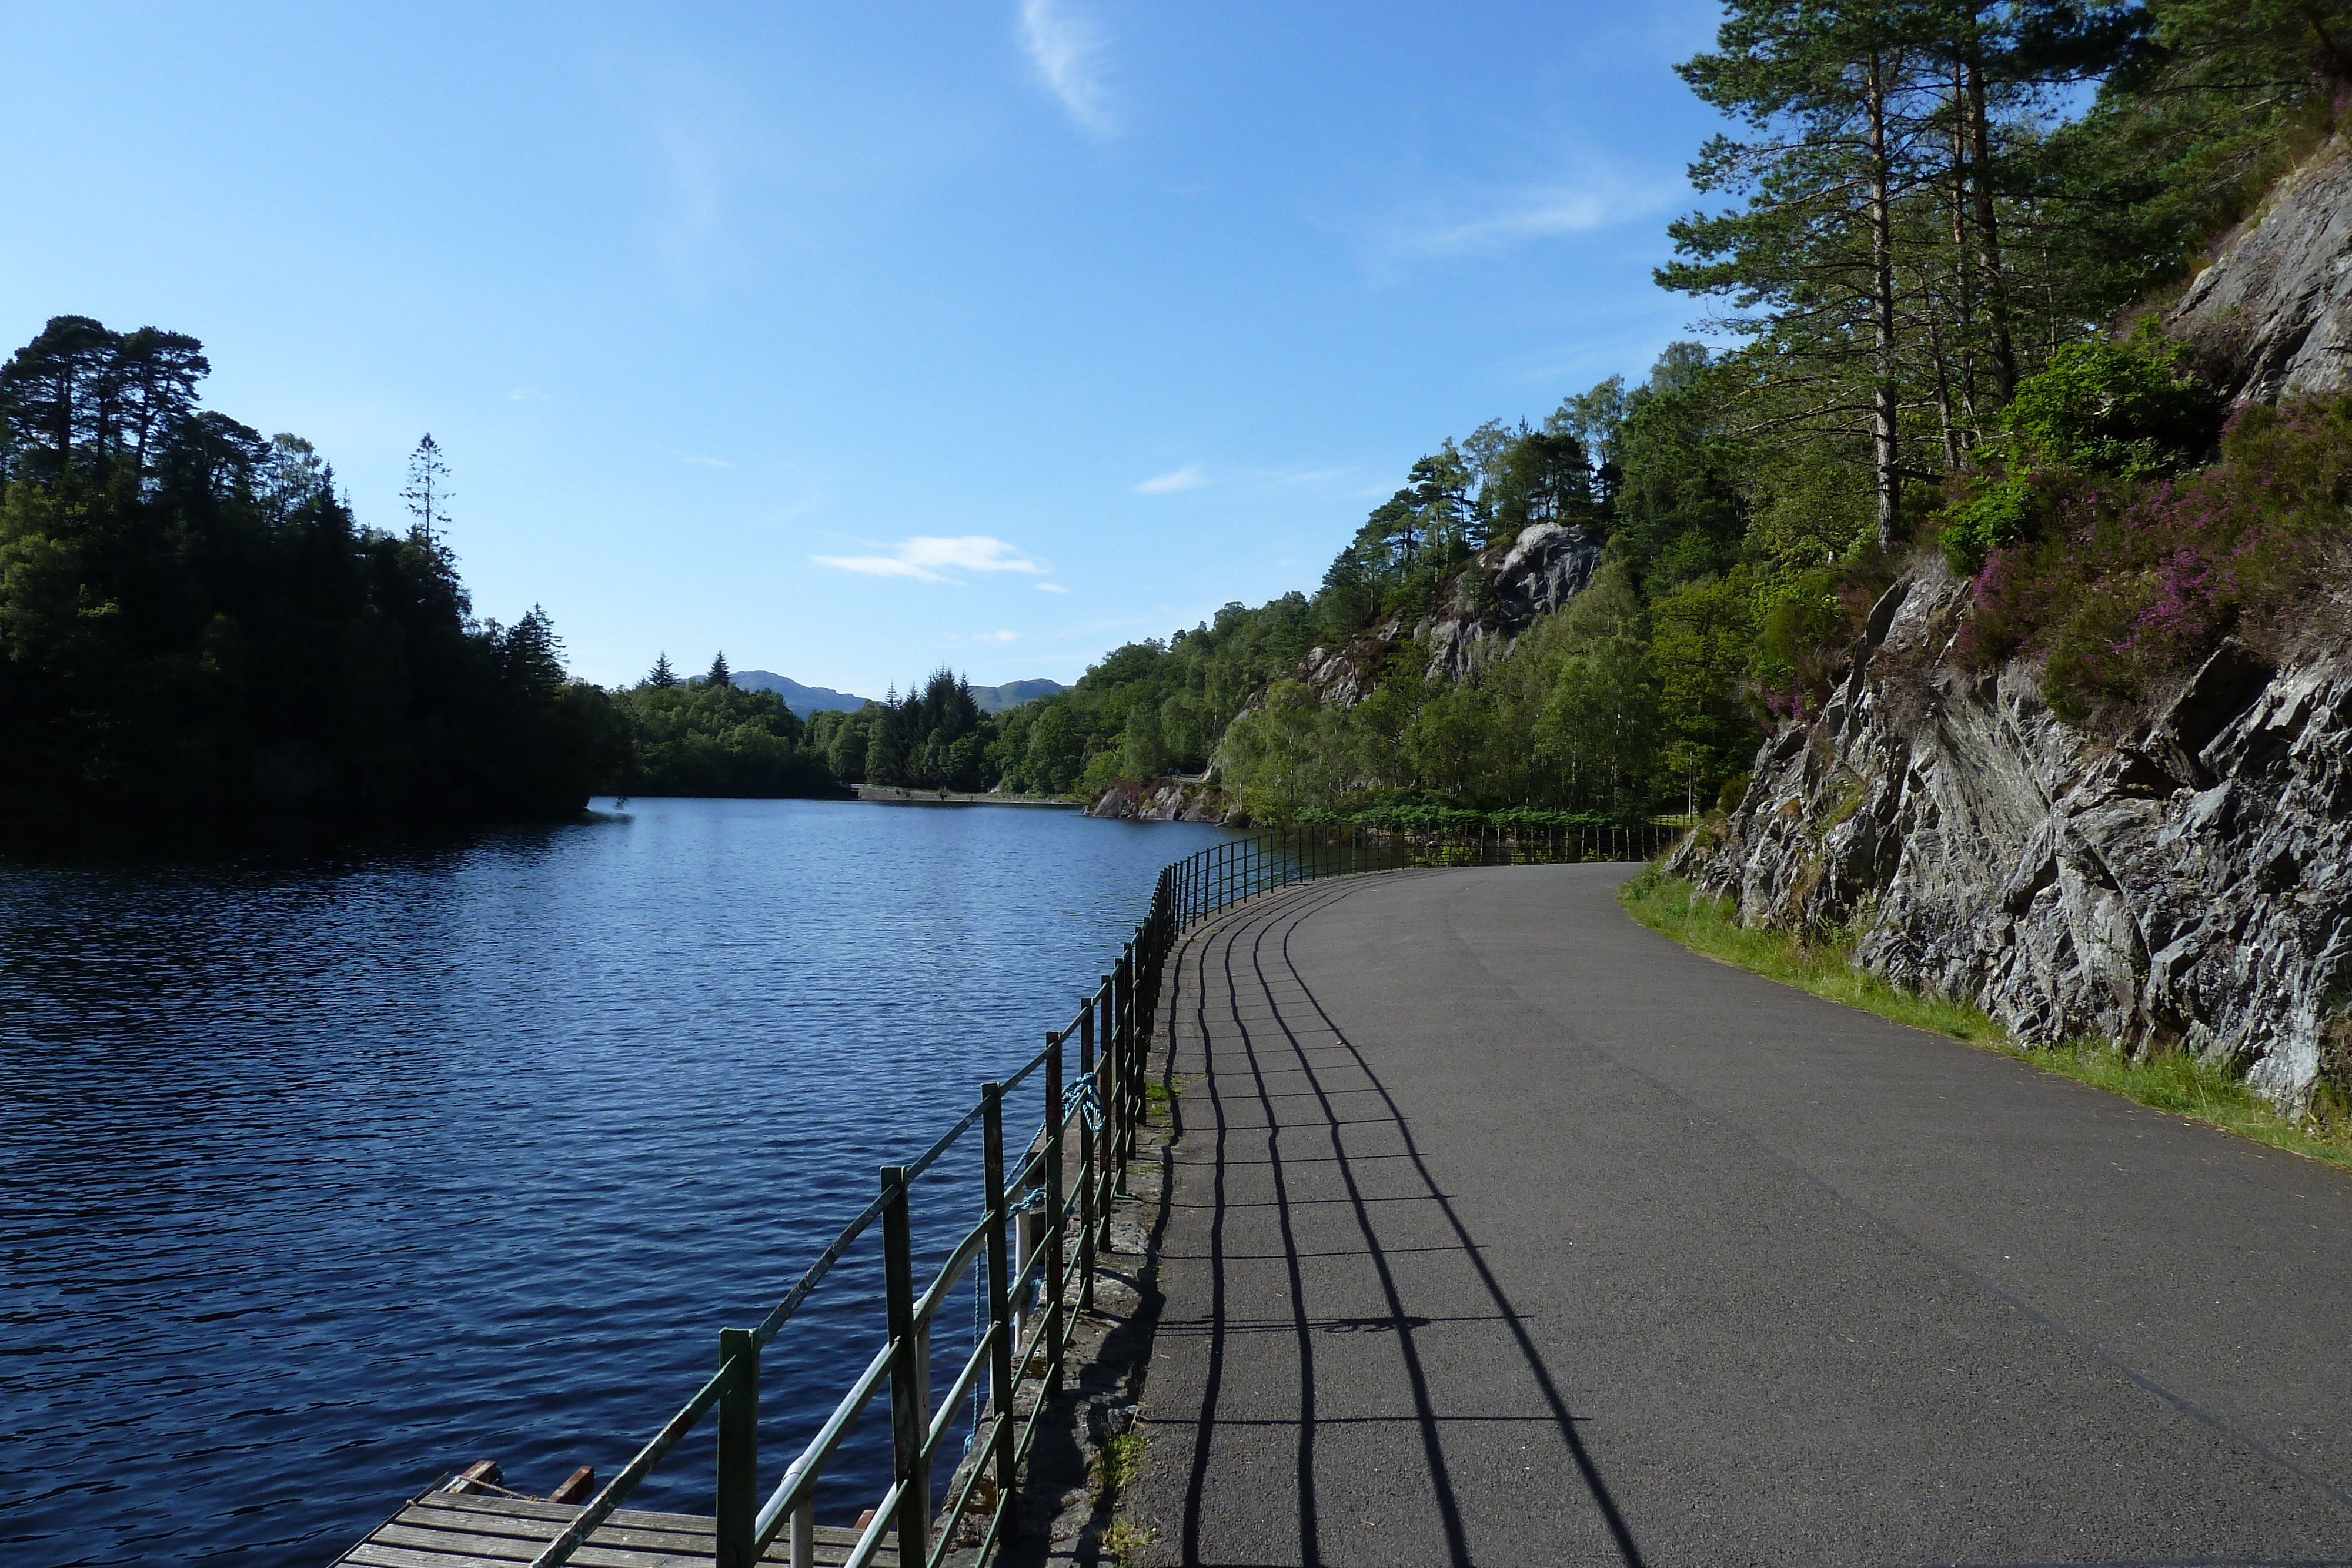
[969, 678, 1067, 713]
[731, 671, 877, 716]
[729, 670, 1065, 716]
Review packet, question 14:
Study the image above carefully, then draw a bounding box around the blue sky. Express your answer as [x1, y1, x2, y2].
[0, 2, 1733, 696]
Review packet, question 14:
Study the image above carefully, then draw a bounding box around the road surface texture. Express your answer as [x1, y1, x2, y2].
[1125, 865, 2352, 1567]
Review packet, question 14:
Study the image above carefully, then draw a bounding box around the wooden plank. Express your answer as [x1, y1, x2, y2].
[348, 1488, 900, 1568]
[376, 1514, 701, 1561]
[392, 1506, 711, 1557]
[372, 1523, 706, 1568]
[416, 1494, 717, 1532]
[348, 1543, 525, 1568]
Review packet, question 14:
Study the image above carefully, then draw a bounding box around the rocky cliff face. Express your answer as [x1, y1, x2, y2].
[2169, 135, 2352, 407]
[1672, 562, 2352, 1109]
[1676, 139, 2352, 1113]
[1297, 520, 1605, 706]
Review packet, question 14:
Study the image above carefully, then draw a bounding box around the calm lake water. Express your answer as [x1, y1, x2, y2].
[0, 797, 1240, 1568]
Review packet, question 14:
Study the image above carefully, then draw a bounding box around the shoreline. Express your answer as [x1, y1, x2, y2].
[851, 785, 1079, 808]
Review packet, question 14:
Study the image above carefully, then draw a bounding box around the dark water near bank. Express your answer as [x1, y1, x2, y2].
[0, 798, 1238, 1568]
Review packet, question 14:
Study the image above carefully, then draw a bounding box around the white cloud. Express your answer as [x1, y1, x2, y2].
[1020, 0, 1116, 136]
[1136, 464, 1205, 494]
[974, 629, 1019, 643]
[1036, 581, 1070, 593]
[507, 386, 546, 403]
[1366, 162, 1683, 277]
[811, 534, 1046, 583]
[660, 443, 734, 469]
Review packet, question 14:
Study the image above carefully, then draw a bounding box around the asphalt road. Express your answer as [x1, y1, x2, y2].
[1125, 865, 2352, 1568]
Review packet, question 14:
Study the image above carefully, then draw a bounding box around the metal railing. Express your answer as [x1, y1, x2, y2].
[523, 818, 1676, 1568]
[1163, 821, 1683, 926]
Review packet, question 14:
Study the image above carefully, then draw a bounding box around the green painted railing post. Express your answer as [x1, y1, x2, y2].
[1077, 1000, 1098, 1308]
[1044, 1031, 1066, 1395]
[1115, 945, 1135, 1176]
[715, 1328, 758, 1568]
[979, 1085, 1017, 1543]
[1097, 974, 1117, 1193]
[880, 1166, 927, 1564]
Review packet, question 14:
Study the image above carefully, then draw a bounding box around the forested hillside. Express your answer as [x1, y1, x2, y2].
[1027, 0, 2352, 827]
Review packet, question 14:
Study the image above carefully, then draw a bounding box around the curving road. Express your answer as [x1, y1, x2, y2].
[1126, 865, 2352, 1567]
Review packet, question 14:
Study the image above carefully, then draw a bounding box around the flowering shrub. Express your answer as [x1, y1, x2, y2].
[1959, 393, 2352, 721]
[1942, 333, 2221, 572]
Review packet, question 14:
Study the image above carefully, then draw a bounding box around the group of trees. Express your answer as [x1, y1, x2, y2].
[15, 4, 2335, 825]
[0, 316, 624, 818]
[805, 669, 993, 792]
[1057, 0, 2352, 824]
[610, 651, 835, 797]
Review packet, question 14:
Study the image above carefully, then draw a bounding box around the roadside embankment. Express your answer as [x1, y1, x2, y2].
[1621, 867, 2352, 1172]
[1671, 559, 2352, 1117]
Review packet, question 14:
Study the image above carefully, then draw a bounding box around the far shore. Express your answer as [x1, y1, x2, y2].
[851, 784, 1078, 808]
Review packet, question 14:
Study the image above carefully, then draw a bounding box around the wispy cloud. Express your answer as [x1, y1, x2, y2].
[660, 443, 734, 469]
[1136, 464, 1205, 494]
[507, 386, 546, 403]
[1020, 0, 1116, 136]
[1366, 161, 1683, 277]
[812, 534, 1047, 583]
[1037, 581, 1070, 593]
[973, 629, 1019, 643]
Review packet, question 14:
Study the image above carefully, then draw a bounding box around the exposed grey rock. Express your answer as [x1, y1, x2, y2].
[1672, 561, 2352, 1110]
[2168, 135, 2352, 407]
[1085, 779, 1244, 824]
[1491, 521, 1603, 621]
[1411, 521, 1603, 681]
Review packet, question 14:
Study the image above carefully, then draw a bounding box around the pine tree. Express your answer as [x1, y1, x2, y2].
[706, 651, 731, 688]
[647, 651, 677, 688]
[402, 434, 453, 544]
[1662, 4, 1937, 547]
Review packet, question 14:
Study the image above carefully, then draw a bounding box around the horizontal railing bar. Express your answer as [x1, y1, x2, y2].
[753, 1189, 888, 1346]
[927, 1410, 1008, 1568]
[526, 1353, 742, 1567]
[1000, 1032, 1060, 1094]
[911, 1216, 990, 1333]
[545, 824, 1709, 1568]
[901, 1099, 988, 1186]
[843, 1477, 906, 1568]
[754, 1340, 895, 1546]
[919, 1327, 995, 1465]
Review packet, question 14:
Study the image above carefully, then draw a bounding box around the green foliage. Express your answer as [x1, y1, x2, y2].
[809, 668, 1000, 793]
[2042, 0, 2352, 315]
[0, 316, 625, 818]
[985, 597, 1318, 798]
[611, 673, 834, 797]
[1945, 332, 2223, 570]
[1962, 391, 2352, 720]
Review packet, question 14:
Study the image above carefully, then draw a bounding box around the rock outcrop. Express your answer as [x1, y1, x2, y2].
[2168, 135, 2352, 407]
[1291, 521, 1606, 706]
[1086, 778, 1245, 824]
[1673, 562, 2352, 1109]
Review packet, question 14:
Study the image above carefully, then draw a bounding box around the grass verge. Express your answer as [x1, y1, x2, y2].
[1619, 868, 2352, 1174]
[1092, 1430, 1153, 1565]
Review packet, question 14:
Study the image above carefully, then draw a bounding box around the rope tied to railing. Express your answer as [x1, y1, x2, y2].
[1061, 1075, 1103, 1132]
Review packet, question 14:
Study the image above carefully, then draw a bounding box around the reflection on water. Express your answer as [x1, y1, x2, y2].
[0, 798, 1237, 1568]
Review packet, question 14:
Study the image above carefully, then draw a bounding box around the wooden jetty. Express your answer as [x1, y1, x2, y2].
[338, 1485, 899, 1568]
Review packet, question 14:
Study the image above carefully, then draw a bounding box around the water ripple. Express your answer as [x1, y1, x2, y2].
[0, 798, 1236, 1568]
